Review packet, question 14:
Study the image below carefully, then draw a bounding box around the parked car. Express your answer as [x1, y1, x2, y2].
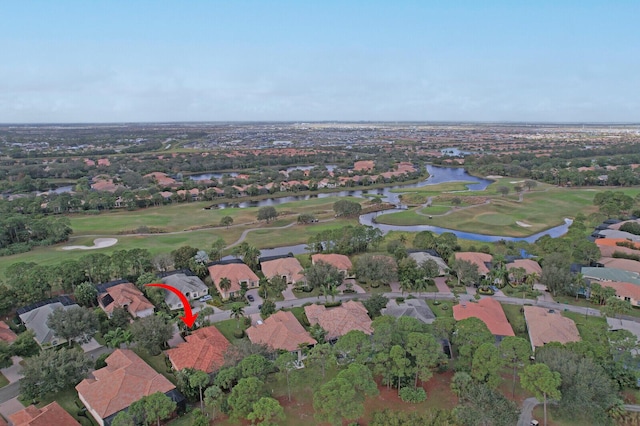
[247, 294, 255, 302]
[199, 295, 213, 302]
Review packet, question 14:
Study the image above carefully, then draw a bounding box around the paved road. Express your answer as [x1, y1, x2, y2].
[0, 382, 20, 404]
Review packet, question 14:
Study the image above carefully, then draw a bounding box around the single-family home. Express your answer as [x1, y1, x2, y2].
[523, 306, 581, 352]
[311, 253, 353, 278]
[597, 281, 640, 307]
[506, 259, 542, 277]
[246, 311, 316, 363]
[260, 255, 305, 285]
[97, 280, 154, 319]
[8, 401, 80, 426]
[17, 296, 80, 348]
[453, 298, 514, 342]
[381, 299, 436, 324]
[454, 252, 493, 276]
[304, 301, 372, 342]
[208, 260, 259, 301]
[582, 267, 640, 285]
[408, 250, 449, 276]
[76, 349, 184, 426]
[159, 270, 209, 310]
[598, 257, 640, 275]
[166, 326, 231, 374]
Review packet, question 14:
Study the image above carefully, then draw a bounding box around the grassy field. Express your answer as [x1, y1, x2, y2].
[377, 187, 601, 236]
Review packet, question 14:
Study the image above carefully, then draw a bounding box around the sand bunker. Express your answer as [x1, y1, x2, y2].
[62, 238, 118, 250]
[516, 221, 532, 228]
[486, 175, 503, 179]
[510, 180, 525, 184]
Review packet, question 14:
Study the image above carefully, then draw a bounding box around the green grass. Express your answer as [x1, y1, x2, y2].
[427, 299, 453, 317]
[214, 318, 250, 342]
[0, 372, 9, 388]
[500, 303, 528, 340]
[24, 387, 98, 426]
[133, 348, 176, 385]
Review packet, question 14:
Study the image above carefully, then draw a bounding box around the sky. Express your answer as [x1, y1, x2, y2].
[1, 1, 638, 123]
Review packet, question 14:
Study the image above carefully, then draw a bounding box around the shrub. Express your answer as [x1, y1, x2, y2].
[620, 222, 640, 236]
[95, 353, 109, 370]
[396, 297, 405, 304]
[399, 387, 427, 403]
[370, 281, 380, 288]
[243, 317, 251, 326]
[612, 251, 640, 261]
[477, 286, 495, 295]
[324, 301, 343, 308]
[233, 329, 245, 339]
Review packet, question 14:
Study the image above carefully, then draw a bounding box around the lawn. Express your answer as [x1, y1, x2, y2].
[133, 348, 176, 385]
[214, 318, 250, 343]
[500, 303, 528, 340]
[377, 187, 599, 236]
[0, 372, 9, 388]
[427, 299, 453, 318]
[26, 387, 98, 426]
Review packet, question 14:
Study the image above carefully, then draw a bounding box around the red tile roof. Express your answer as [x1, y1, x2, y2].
[246, 311, 316, 352]
[523, 306, 581, 349]
[304, 301, 372, 341]
[599, 257, 640, 274]
[99, 283, 154, 318]
[0, 321, 17, 343]
[453, 298, 514, 337]
[260, 257, 305, 283]
[76, 349, 175, 420]
[454, 252, 493, 275]
[507, 259, 542, 276]
[166, 326, 230, 373]
[599, 281, 640, 302]
[8, 402, 80, 426]
[208, 263, 260, 297]
[354, 160, 375, 171]
[311, 254, 353, 271]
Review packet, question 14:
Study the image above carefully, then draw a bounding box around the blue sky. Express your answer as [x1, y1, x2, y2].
[1, 1, 638, 123]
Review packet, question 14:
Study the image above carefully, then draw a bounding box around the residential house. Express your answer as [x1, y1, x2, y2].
[246, 311, 316, 363]
[76, 349, 184, 426]
[453, 298, 514, 342]
[166, 326, 231, 374]
[17, 296, 79, 348]
[597, 281, 640, 306]
[208, 260, 259, 301]
[8, 402, 80, 426]
[598, 257, 640, 274]
[506, 259, 542, 277]
[408, 250, 449, 276]
[311, 254, 353, 278]
[260, 255, 305, 285]
[0, 321, 17, 344]
[381, 299, 436, 324]
[304, 301, 373, 342]
[454, 252, 493, 276]
[523, 306, 581, 352]
[97, 280, 154, 319]
[582, 267, 640, 285]
[159, 270, 209, 310]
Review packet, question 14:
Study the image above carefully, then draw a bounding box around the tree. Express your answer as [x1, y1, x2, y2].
[333, 199, 362, 217]
[307, 343, 336, 379]
[142, 391, 177, 426]
[171, 246, 198, 270]
[499, 336, 531, 397]
[187, 369, 210, 411]
[303, 261, 343, 291]
[451, 259, 480, 287]
[497, 185, 510, 197]
[20, 348, 92, 400]
[190, 409, 210, 426]
[47, 306, 98, 347]
[257, 206, 277, 223]
[471, 342, 503, 389]
[353, 254, 397, 286]
[334, 330, 372, 364]
[455, 383, 520, 426]
[11, 330, 39, 358]
[540, 253, 573, 296]
[104, 327, 133, 349]
[238, 354, 273, 380]
[602, 296, 632, 324]
[433, 317, 456, 359]
[363, 294, 389, 318]
[228, 377, 264, 420]
[232, 242, 261, 270]
[111, 411, 136, 426]
[209, 237, 227, 261]
[524, 180, 538, 191]
[406, 332, 443, 387]
[220, 215, 234, 228]
[413, 230, 437, 250]
[275, 352, 298, 402]
[130, 315, 173, 355]
[230, 303, 245, 329]
[452, 317, 494, 368]
[204, 385, 224, 420]
[520, 364, 561, 426]
[219, 277, 232, 297]
[74, 282, 98, 307]
[260, 300, 276, 317]
[247, 397, 285, 426]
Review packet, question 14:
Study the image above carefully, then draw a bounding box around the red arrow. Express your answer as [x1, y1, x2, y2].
[145, 283, 198, 328]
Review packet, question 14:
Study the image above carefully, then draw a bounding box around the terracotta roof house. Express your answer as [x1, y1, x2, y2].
[312, 254, 353, 277]
[354, 160, 375, 171]
[8, 401, 80, 426]
[246, 311, 316, 362]
[454, 252, 493, 276]
[159, 270, 209, 310]
[304, 301, 373, 341]
[76, 349, 184, 426]
[0, 321, 17, 344]
[166, 326, 231, 374]
[143, 172, 177, 187]
[598, 257, 640, 274]
[261, 256, 305, 284]
[598, 281, 640, 307]
[523, 306, 581, 352]
[507, 259, 542, 276]
[17, 298, 80, 348]
[208, 261, 259, 301]
[97, 282, 154, 319]
[453, 298, 514, 340]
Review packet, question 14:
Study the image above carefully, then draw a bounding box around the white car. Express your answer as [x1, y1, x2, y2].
[199, 295, 213, 302]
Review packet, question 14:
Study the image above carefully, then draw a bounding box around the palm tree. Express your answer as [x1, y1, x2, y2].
[104, 327, 133, 349]
[230, 303, 245, 329]
[219, 277, 232, 299]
